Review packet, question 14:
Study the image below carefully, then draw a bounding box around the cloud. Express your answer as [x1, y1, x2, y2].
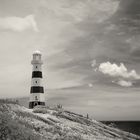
[91, 60, 96, 68]
[0, 15, 38, 32]
[112, 80, 133, 87]
[88, 83, 93, 87]
[99, 62, 140, 79]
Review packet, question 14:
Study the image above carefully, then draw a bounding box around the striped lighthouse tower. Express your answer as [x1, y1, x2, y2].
[29, 50, 45, 109]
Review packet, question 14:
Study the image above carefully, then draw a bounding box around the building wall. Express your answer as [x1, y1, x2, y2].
[32, 64, 42, 71]
[31, 78, 43, 87]
[29, 93, 45, 102]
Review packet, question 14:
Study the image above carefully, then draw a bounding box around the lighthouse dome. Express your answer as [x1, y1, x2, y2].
[33, 50, 41, 55]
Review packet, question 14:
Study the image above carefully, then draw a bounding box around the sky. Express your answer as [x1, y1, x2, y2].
[1, 0, 140, 120]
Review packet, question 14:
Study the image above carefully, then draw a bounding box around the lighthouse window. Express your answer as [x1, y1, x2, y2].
[35, 96, 38, 100]
[35, 81, 37, 83]
[36, 55, 39, 60]
[36, 66, 37, 68]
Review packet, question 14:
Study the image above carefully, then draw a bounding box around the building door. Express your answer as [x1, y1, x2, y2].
[34, 102, 38, 107]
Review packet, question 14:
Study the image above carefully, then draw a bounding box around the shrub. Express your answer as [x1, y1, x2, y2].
[56, 104, 62, 109]
[0, 99, 19, 105]
[0, 112, 43, 140]
[33, 105, 50, 114]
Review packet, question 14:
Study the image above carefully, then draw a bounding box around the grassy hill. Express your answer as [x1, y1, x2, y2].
[0, 100, 140, 140]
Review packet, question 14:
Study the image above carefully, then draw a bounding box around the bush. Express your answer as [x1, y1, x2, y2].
[56, 104, 62, 109]
[33, 105, 63, 115]
[0, 99, 19, 105]
[33, 105, 50, 114]
[0, 112, 43, 140]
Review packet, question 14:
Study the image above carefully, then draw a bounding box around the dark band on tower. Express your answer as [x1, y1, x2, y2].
[29, 51, 45, 109]
[32, 71, 42, 78]
[30, 86, 44, 93]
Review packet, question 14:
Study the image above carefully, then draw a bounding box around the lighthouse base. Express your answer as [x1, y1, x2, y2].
[29, 101, 45, 109]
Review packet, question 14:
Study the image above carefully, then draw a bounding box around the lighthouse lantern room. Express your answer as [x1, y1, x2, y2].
[29, 51, 45, 109]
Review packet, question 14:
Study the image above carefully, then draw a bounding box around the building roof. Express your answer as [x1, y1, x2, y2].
[33, 50, 41, 55]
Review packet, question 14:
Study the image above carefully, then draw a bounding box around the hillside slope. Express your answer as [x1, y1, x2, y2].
[0, 102, 140, 140]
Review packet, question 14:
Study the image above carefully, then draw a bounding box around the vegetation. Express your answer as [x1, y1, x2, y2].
[0, 99, 19, 105]
[0, 100, 140, 140]
[0, 112, 43, 140]
[0, 100, 44, 140]
[33, 104, 63, 115]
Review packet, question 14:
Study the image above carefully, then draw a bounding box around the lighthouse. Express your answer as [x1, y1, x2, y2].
[29, 50, 45, 109]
